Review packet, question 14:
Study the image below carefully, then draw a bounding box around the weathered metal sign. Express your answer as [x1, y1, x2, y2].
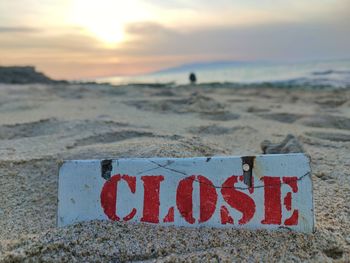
[58, 153, 314, 233]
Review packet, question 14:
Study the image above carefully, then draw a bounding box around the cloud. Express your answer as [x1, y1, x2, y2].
[126, 22, 175, 36]
[1, 0, 350, 79]
[0, 26, 105, 53]
[122, 20, 350, 61]
[1, 18, 349, 80]
[0, 26, 41, 33]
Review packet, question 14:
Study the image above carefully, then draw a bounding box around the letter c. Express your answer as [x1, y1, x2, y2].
[100, 174, 137, 221]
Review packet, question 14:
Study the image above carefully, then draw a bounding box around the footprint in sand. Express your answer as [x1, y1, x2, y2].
[301, 115, 350, 130]
[67, 130, 184, 150]
[0, 100, 40, 112]
[246, 106, 270, 113]
[200, 111, 240, 121]
[304, 131, 350, 142]
[125, 93, 226, 114]
[188, 124, 256, 135]
[256, 113, 303, 123]
[0, 119, 128, 140]
[0, 119, 62, 140]
[323, 248, 344, 260]
[151, 89, 177, 97]
[67, 130, 157, 149]
[313, 97, 347, 107]
[255, 112, 350, 131]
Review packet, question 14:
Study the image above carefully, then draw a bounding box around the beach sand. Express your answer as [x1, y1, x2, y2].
[0, 83, 349, 262]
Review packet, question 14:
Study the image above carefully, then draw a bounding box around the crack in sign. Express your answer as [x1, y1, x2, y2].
[136, 160, 176, 175]
[147, 160, 310, 190]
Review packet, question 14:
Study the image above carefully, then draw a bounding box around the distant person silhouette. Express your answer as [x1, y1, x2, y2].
[189, 72, 197, 84]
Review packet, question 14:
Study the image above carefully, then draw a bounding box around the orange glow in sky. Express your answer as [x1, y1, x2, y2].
[0, 0, 349, 80]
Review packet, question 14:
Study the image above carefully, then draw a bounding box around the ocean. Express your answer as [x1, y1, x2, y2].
[99, 59, 350, 88]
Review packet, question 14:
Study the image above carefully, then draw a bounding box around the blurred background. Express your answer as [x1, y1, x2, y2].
[0, 0, 350, 86]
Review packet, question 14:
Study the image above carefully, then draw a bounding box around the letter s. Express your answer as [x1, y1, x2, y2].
[221, 176, 256, 225]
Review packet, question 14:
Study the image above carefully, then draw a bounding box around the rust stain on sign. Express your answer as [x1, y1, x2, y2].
[253, 158, 264, 180]
[101, 159, 113, 180]
[241, 156, 255, 187]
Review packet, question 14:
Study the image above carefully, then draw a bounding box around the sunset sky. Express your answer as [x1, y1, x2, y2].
[0, 0, 349, 80]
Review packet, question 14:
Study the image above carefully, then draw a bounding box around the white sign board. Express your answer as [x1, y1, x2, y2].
[58, 153, 314, 233]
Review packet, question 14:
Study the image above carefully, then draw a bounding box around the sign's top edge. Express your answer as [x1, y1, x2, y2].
[59, 153, 309, 163]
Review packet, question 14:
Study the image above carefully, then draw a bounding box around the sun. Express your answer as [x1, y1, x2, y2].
[70, 0, 151, 45]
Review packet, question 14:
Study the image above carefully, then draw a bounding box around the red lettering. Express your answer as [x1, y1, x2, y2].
[176, 175, 218, 224]
[100, 173, 300, 227]
[221, 175, 255, 225]
[220, 206, 234, 224]
[163, 207, 174, 223]
[198, 175, 218, 223]
[100, 174, 136, 221]
[261, 176, 281, 225]
[283, 176, 299, 226]
[141, 175, 164, 223]
[261, 176, 299, 226]
[284, 192, 292, 210]
[176, 176, 195, 224]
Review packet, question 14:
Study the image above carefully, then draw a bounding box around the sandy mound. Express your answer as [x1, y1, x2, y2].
[0, 83, 349, 262]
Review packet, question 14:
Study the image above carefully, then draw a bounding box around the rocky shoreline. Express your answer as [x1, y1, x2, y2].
[0, 66, 67, 84]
